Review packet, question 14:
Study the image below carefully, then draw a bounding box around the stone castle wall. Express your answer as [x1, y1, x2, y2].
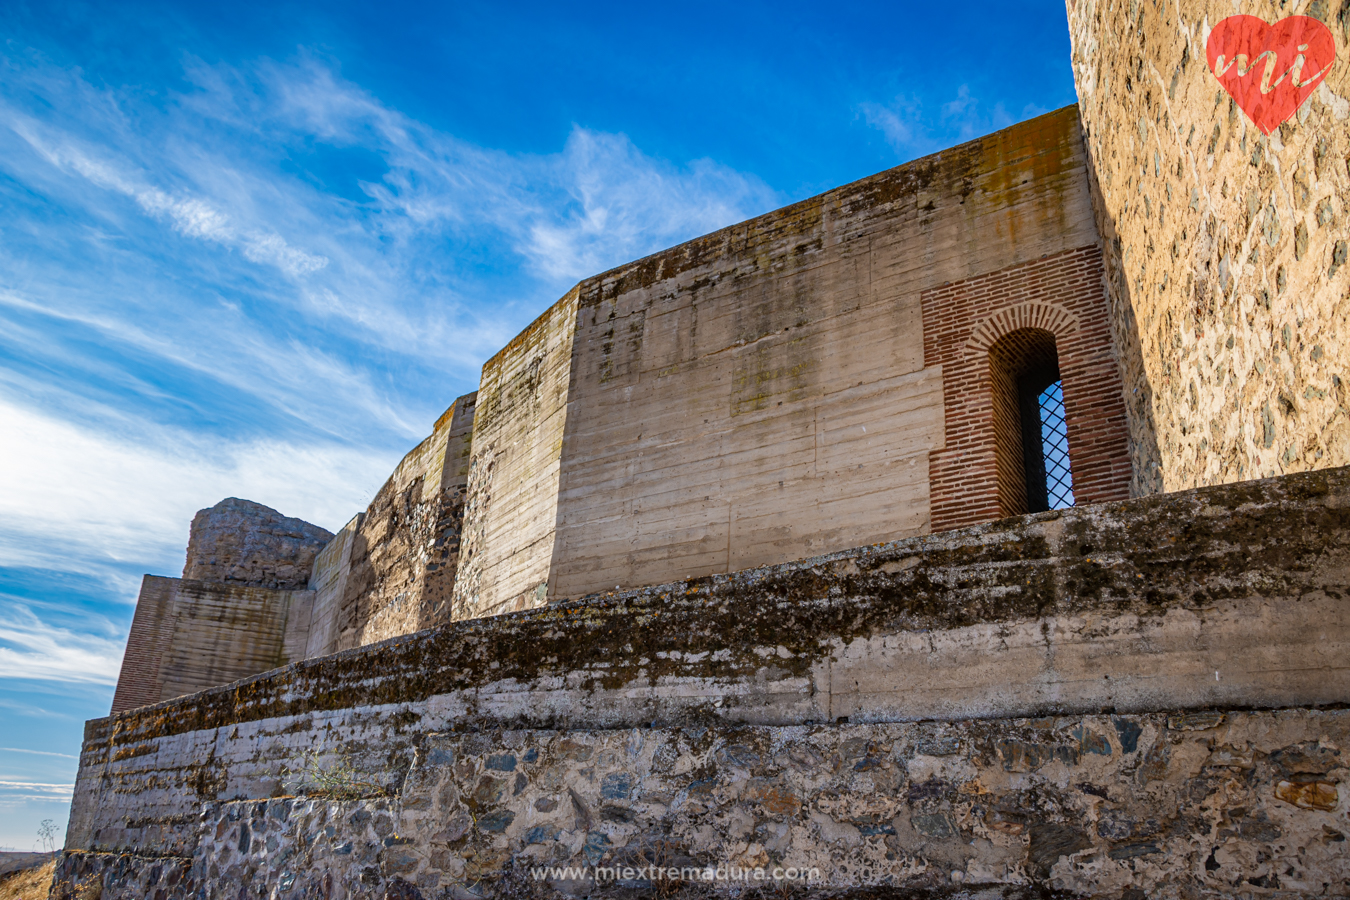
[452, 292, 580, 620]
[322, 393, 477, 651]
[105, 109, 1140, 715]
[109, 396, 477, 711]
[59, 467, 1350, 898]
[1068, 0, 1350, 495]
[69, 3, 1350, 896]
[53, 710, 1350, 900]
[546, 109, 1107, 602]
[450, 106, 1129, 615]
[109, 576, 314, 714]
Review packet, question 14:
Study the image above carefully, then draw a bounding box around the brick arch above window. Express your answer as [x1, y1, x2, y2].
[921, 246, 1132, 534]
[964, 301, 1081, 358]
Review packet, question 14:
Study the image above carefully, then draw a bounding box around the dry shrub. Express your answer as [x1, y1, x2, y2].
[0, 859, 57, 900]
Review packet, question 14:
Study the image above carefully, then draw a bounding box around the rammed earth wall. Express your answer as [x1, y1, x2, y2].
[103, 108, 1134, 712]
[455, 106, 1121, 616]
[324, 393, 477, 652]
[57, 466, 1350, 898]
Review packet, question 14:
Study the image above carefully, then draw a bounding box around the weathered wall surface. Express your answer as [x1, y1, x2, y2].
[67, 468, 1350, 884]
[468, 107, 1122, 608]
[182, 498, 333, 589]
[109, 576, 313, 714]
[330, 393, 476, 651]
[110, 398, 476, 712]
[302, 513, 363, 659]
[51, 709, 1350, 900]
[453, 291, 579, 620]
[1068, 0, 1350, 495]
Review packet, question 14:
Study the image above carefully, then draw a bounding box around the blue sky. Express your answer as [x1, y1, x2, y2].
[0, 0, 1078, 850]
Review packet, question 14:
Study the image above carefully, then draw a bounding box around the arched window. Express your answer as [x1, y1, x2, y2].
[987, 328, 1075, 516]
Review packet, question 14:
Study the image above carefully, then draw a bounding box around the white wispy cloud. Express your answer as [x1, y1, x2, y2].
[0, 48, 779, 700]
[11, 115, 328, 280]
[0, 53, 778, 431]
[860, 86, 1033, 159]
[0, 391, 398, 585]
[0, 606, 123, 685]
[0, 749, 78, 760]
[229, 58, 779, 283]
[0, 780, 75, 800]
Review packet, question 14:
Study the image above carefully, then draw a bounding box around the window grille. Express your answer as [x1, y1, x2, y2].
[1037, 381, 1075, 509]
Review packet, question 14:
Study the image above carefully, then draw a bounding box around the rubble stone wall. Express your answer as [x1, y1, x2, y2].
[50, 709, 1350, 900]
[1068, 0, 1350, 495]
[182, 497, 333, 590]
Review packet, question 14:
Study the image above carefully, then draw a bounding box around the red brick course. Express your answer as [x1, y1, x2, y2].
[922, 245, 1132, 533]
[110, 576, 172, 714]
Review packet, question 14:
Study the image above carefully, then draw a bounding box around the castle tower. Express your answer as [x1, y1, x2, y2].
[1068, 0, 1350, 493]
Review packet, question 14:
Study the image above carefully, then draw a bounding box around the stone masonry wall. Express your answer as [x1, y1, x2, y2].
[183, 498, 333, 589]
[1068, 0, 1350, 495]
[331, 394, 476, 651]
[64, 467, 1350, 890]
[52, 709, 1350, 899]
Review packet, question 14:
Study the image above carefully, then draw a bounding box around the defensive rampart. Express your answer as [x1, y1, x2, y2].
[315, 392, 477, 651]
[56, 466, 1350, 898]
[104, 108, 1142, 717]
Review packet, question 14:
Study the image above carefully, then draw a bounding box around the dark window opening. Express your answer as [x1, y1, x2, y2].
[1019, 378, 1075, 512]
[988, 328, 1075, 517]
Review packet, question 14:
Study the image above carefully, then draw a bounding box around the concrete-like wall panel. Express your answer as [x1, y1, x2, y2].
[155, 580, 297, 702]
[453, 290, 580, 620]
[109, 577, 312, 714]
[542, 108, 1105, 603]
[109, 576, 177, 714]
[302, 513, 362, 659]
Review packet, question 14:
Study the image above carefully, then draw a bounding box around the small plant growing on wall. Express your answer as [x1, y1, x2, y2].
[280, 750, 385, 800]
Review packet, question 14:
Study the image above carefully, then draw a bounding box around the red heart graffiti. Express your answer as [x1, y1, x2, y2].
[1206, 15, 1336, 134]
